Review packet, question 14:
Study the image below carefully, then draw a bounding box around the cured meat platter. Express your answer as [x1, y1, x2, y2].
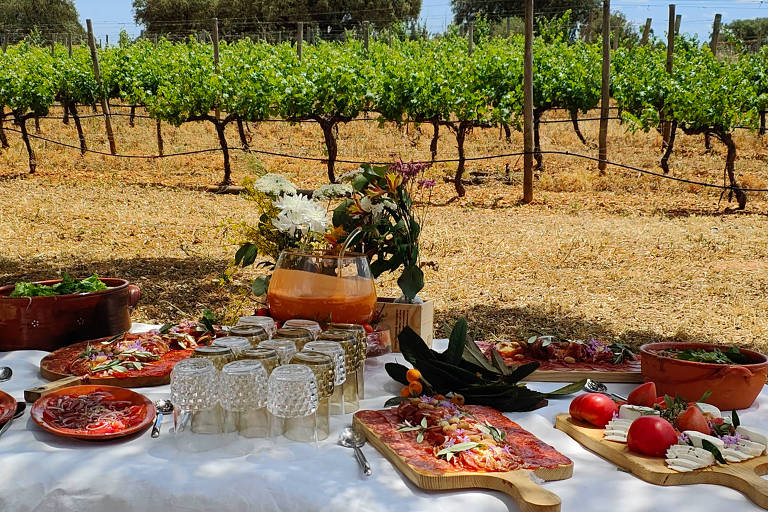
[555, 413, 768, 509]
[354, 406, 573, 512]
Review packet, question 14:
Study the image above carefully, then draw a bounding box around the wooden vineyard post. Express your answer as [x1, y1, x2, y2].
[641, 18, 652, 45]
[710, 14, 721, 56]
[156, 119, 164, 156]
[522, 0, 534, 203]
[468, 21, 474, 56]
[212, 18, 220, 121]
[613, 24, 620, 50]
[598, 0, 610, 175]
[296, 22, 303, 60]
[153, 33, 158, 46]
[1, 34, 7, 53]
[86, 19, 116, 155]
[675, 14, 682, 35]
[363, 21, 369, 50]
[662, 5, 676, 150]
[67, 33, 72, 58]
[105, 34, 109, 48]
[506, 17, 511, 39]
[50, 36, 55, 56]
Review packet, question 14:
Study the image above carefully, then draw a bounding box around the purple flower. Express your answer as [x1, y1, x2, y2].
[419, 395, 437, 405]
[721, 433, 744, 448]
[443, 437, 456, 448]
[417, 178, 436, 189]
[501, 445, 514, 458]
[456, 434, 470, 443]
[390, 159, 431, 181]
[678, 433, 690, 444]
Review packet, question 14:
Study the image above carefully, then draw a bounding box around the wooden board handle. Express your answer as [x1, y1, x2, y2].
[477, 470, 562, 512]
[712, 463, 768, 509]
[24, 375, 82, 402]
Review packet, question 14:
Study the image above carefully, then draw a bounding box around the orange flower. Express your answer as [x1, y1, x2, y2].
[365, 184, 388, 199]
[324, 225, 346, 246]
[385, 172, 403, 193]
[347, 198, 366, 216]
[408, 381, 423, 395]
[406, 368, 422, 383]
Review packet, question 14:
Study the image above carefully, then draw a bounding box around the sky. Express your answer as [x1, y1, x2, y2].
[74, 0, 768, 43]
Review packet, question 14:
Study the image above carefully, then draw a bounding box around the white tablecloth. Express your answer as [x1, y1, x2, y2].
[0, 328, 766, 512]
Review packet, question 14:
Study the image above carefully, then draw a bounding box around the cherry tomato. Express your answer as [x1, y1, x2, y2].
[675, 405, 709, 434]
[569, 393, 618, 428]
[362, 323, 374, 334]
[627, 416, 678, 457]
[627, 382, 657, 408]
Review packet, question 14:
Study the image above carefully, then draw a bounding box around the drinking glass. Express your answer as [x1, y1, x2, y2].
[267, 364, 319, 442]
[275, 328, 313, 350]
[192, 345, 235, 370]
[290, 352, 334, 440]
[220, 360, 270, 438]
[326, 326, 367, 400]
[267, 251, 376, 325]
[318, 332, 359, 413]
[259, 338, 298, 365]
[228, 325, 269, 347]
[241, 347, 280, 375]
[303, 341, 346, 415]
[237, 316, 277, 339]
[213, 336, 252, 358]
[283, 319, 322, 340]
[170, 359, 221, 440]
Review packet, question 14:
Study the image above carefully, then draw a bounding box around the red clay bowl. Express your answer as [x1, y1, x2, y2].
[0, 278, 140, 352]
[639, 342, 768, 410]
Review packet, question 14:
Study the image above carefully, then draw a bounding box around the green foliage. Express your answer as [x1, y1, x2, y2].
[724, 17, 768, 52]
[0, 0, 85, 41]
[9, 273, 107, 297]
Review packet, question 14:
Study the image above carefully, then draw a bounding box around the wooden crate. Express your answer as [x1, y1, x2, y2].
[375, 298, 434, 351]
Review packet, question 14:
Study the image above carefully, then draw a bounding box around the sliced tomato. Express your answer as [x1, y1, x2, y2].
[569, 393, 618, 428]
[627, 382, 657, 408]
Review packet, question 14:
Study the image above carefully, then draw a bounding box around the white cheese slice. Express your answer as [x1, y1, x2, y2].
[665, 458, 702, 470]
[618, 405, 658, 421]
[722, 448, 750, 461]
[737, 439, 765, 456]
[695, 403, 722, 418]
[736, 426, 768, 447]
[668, 465, 694, 472]
[603, 429, 628, 437]
[607, 418, 633, 427]
[604, 435, 627, 443]
[684, 431, 725, 450]
[666, 445, 715, 466]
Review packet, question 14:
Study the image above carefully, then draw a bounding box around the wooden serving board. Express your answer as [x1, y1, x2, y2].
[555, 414, 768, 509]
[524, 368, 643, 383]
[354, 412, 573, 512]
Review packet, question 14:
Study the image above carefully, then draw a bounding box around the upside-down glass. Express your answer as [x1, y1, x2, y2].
[318, 332, 359, 413]
[283, 319, 322, 340]
[170, 358, 220, 440]
[228, 325, 269, 347]
[259, 338, 298, 365]
[326, 325, 367, 400]
[290, 352, 334, 440]
[267, 364, 319, 442]
[275, 328, 313, 351]
[303, 341, 346, 415]
[267, 251, 376, 325]
[220, 360, 270, 438]
[213, 336, 252, 358]
[241, 347, 280, 375]
[192, 345, 235, 370]
[237, 316, 277, 339]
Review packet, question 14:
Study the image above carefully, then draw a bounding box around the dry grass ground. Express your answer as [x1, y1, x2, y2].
[2, 106, 768, 351]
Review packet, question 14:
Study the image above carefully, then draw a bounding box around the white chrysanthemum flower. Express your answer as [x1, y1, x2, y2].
[253, 173, 297, 197]
[360, 195, 373, 212]
[272, 194, 329, 236]
[371, 202, 386, 222]
[337, 168, 364, 183]
[312, 183, 352, 201]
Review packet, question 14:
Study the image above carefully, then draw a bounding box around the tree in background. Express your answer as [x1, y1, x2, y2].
[134, 0, 421, 37]
[452, 0, 598, 27]
[723, 18, 768, 52]
[0, 0, 85, 42]
[580, 9, 640, 46]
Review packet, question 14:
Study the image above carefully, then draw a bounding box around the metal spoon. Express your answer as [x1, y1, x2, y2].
[0, 402, 26, 437]
[0, 367, 12, 382]
[338, 427, 372, 476]
[584, 379, 628, 402]
[151, 400, 174, 438]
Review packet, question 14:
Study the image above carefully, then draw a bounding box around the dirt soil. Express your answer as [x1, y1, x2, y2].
[2, 106, 767, 351]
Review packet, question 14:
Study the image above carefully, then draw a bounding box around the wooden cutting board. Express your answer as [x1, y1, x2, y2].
[524, 368, 643, 383]
[353, 412, 573, 512]
[555, 414, 768, 509]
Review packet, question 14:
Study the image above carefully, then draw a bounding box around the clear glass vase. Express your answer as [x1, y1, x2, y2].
[267, 251, 376, 325]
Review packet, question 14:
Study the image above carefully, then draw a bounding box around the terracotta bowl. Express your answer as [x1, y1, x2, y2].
[0, 278, 140, 352]
[639, 342, 768, 410]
